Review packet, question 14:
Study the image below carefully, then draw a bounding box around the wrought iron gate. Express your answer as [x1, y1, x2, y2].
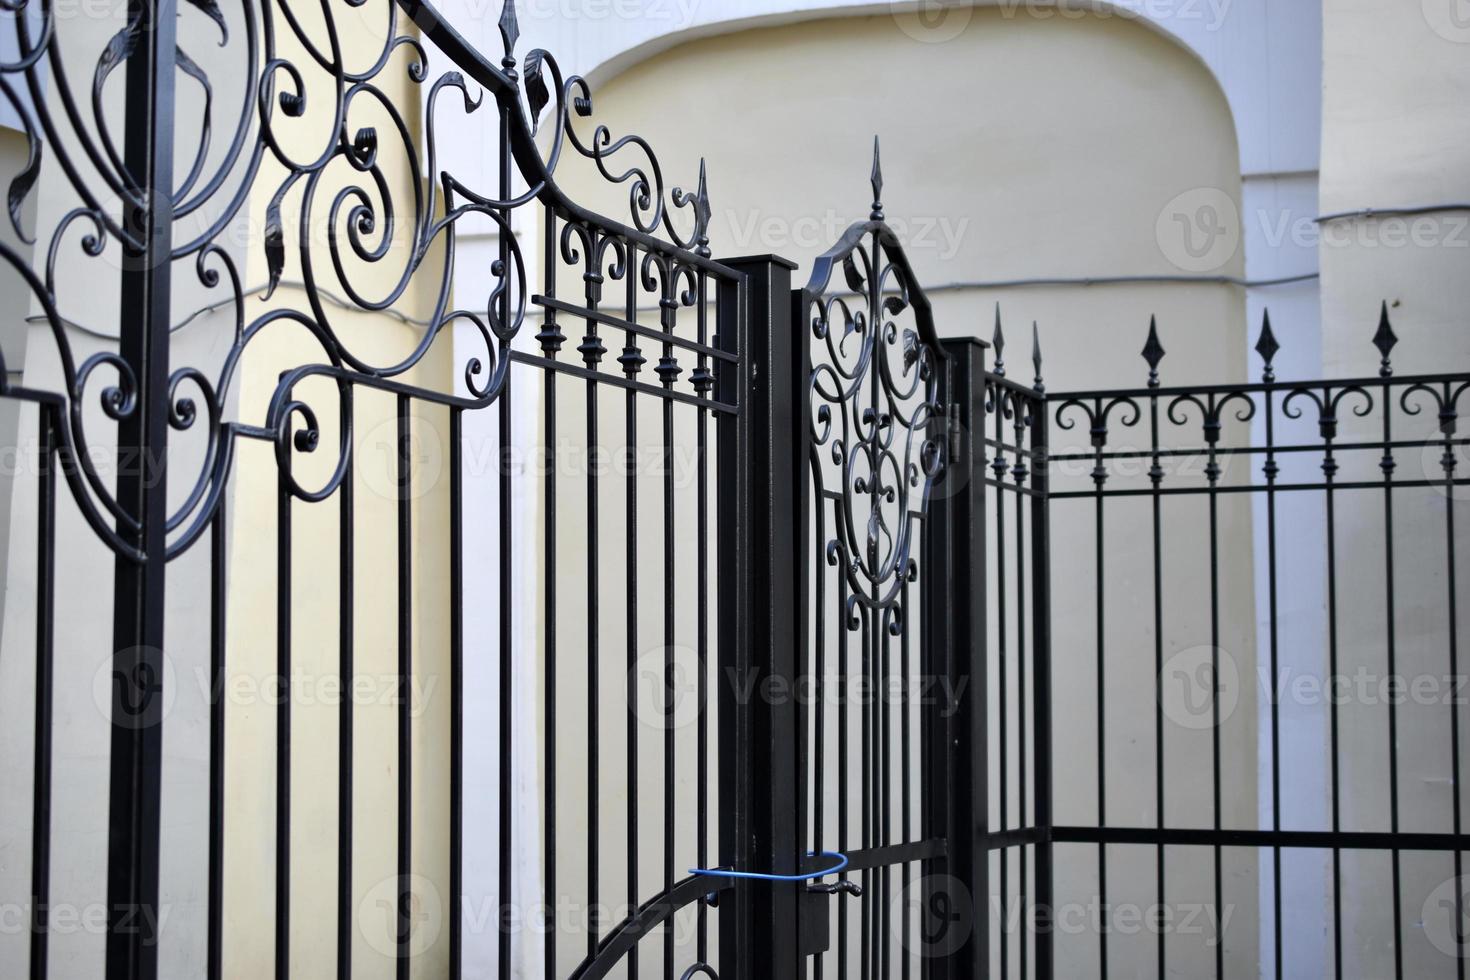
[0, 0, 975, 973]
[1, 0, 1466, 975]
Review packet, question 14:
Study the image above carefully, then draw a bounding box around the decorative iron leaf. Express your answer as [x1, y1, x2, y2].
[523, 49, 550, 136]
[95, 14, 143, 94]
[350, 127, 378, 169]
[185, 0, 228, 44]
[842, 254, 864, 295]
[7, 132, 40, 244]
[174, 44, 207, 87]
[883, 294, 907, 317]
[902, 329, 920, 371]
[262, 199, 284, 301]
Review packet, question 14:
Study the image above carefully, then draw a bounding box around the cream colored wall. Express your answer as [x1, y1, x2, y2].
[549, 9, 1254, 976]
[1321, 2, 1470, 977]
[0, 1, 456, 978]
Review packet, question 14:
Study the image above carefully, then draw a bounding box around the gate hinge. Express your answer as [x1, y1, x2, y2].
[948, 404, 963, 461]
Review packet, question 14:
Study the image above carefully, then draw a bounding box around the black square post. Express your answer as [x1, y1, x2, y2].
[924, 338, 990, 978]
[715, 253, 805, 980]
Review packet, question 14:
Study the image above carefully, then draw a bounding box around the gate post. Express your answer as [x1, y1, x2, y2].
[925, 338, 990, 977]
[715, 254, 805, 980]
[1030, 382, 1054, 980]
[108, 0, 179, 976]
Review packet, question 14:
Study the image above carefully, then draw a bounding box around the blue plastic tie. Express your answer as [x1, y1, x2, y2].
[689, 850, 849, 882]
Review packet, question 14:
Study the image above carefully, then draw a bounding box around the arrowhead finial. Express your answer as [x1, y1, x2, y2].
[869, 136, 884, 222]
[694, 158, 712, 258]
[1032, 321, 1044, 393]
[1255, 309, 1280, 383]
[1142, 315, 1165, 387]
[991, 304, 1005, 377]
[1373, 301, 1398, 377]
[498, 0, 520, 66]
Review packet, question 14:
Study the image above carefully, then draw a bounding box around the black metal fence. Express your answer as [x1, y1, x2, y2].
[0, 0, 1465, 976]
[983, 309, 1469, 978]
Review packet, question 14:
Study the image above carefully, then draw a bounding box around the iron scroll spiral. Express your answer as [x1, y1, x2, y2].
[0, 0, 715, 561]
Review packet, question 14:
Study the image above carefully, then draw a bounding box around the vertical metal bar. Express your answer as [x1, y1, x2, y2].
[276, 457, 293, 980]
[1013, 414, 1028, 980]
[396, 397, 413, 980]
[994, 389, 1009, 979]
[496, 66, 514, 980]
[497, 370, 514, 979]
[208, 492, 227, 980]
[899, 570, 911, 980]
[450, 406, 463, 980]
[1092, 397, 1108, 980]
[662, 329, 676, 980]
[1444, 383, 1464, 980]
[544, 357, 558, 980]
[579, 246, 603, 961]
[1149, 385, 1164, 980]
[1324, 394, 1342, 980]
[814, 484, 828, 980]
[929, 339, 990, 980]
[695, 272, 711, 966]
[1263, 386, 1282, 980]
[337, 390, 355, 980]
[1381, 378, 1403, 980]
[1031, 391, 1053, 980]
[31, 409, 56, 980]
[838, 513, 851, 980]
[623, 244, 641, 980]
[715, 255, 802, 980]
[107, 0, 178, 970]
[1205, 396, 1223, 980]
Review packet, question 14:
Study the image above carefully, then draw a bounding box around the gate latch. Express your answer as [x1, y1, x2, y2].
[688, 851, 853, 958]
